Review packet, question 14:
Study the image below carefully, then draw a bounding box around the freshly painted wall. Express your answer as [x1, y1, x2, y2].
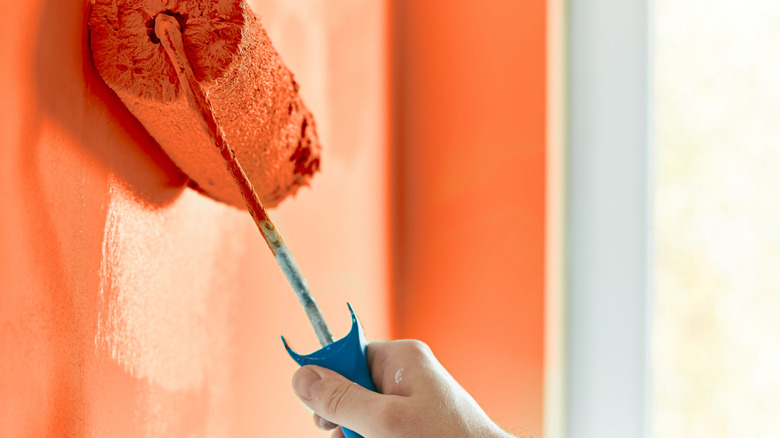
[391, 1, 546, 435]
[0, 0, 388, 436]
[1, 0, 547, 436]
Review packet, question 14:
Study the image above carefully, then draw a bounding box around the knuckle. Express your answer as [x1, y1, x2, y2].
[405, 339, 433, 358]
[322, 382, 354, 417]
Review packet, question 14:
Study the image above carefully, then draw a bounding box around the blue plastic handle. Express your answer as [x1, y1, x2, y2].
[282, 304, 376, 438]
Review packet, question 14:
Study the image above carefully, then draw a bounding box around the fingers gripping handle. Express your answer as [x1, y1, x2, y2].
[283, 304, 375, 438]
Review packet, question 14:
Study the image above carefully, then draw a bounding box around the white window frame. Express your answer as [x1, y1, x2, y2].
[546, 1, 653, 437]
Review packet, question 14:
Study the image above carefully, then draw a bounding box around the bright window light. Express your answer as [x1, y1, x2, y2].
[654, 1, 780, 437]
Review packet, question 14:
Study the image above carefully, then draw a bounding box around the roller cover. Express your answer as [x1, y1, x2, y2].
[88, 0, 321, 208]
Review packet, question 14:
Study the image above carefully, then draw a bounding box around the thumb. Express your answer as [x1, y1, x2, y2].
[292, 365, 386, 434]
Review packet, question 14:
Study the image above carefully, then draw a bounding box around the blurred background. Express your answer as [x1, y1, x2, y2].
[0, 0, 778, 437]
[653, 0, 780, 437]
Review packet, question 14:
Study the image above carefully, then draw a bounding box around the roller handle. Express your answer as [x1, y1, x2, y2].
[283, 304, 376, 438]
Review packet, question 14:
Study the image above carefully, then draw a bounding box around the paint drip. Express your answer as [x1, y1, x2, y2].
[88, 0, 321, 208]
[394, 367, 404, 385]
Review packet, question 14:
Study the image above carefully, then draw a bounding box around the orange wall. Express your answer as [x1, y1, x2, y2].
[391, 1, 546, 436]
[1, 0, 545, 435]
[0, 0, 387, 436]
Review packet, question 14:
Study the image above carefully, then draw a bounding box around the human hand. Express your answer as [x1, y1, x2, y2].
[291, 340, 515, 438]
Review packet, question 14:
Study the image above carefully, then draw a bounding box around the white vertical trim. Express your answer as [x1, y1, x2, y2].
[565, 0, 652, 437]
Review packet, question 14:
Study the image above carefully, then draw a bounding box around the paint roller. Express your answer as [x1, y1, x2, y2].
[89, 0, 319, 208]
[88, 2, 373, 437]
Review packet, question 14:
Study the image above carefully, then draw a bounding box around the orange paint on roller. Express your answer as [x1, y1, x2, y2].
[88, 0, 321, 208]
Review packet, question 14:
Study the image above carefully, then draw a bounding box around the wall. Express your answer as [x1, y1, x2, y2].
[391, 1, 547, 436]
[0, 0, 387, 436]
[0, 0, 548, 435]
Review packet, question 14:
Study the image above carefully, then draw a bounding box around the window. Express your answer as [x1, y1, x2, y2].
[654, 1, 780, 436]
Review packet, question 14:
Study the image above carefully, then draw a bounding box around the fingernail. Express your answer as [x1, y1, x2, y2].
[316, 416, 338, 430]
[293, 367, 322, 401]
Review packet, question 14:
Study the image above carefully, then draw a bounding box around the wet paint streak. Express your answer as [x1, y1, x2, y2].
[96, 174, 235, 392]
